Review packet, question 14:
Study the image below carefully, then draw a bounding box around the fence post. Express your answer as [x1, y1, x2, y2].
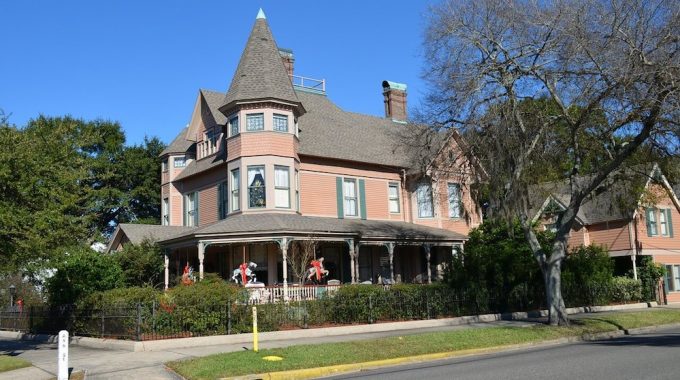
[426, 291, 431, 319]
[136, 303, 142, 341]
[368, 294, 373, 324]
[227, 297, 232, 335]
[100, 308, 105, 338]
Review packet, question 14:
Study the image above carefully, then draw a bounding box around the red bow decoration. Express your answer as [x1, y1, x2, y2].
[240, 263, 248, 284]
[311, 260, 322, 281]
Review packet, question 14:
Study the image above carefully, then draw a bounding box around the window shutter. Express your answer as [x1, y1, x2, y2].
[217, 183, 223, 219]
[336, 177, 344, 219]
[359, 179, 367, 220]
[195, 192, 200, 227]
[667, 209, 674, 238]
[646, 208, 653, 237]
[183, 195, 187, 226]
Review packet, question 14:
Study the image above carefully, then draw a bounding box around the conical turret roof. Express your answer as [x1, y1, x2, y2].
[221, 11, 302, 113]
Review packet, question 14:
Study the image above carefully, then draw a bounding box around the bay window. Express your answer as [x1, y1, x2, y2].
[248, 166, 266, 208]
[274, 166, 290, 208]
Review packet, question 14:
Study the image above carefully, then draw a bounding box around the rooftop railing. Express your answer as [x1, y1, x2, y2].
[290, 74, 325, 94]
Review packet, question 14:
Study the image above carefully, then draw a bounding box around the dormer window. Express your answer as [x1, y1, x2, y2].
[174, 156, 186, 168]
[246, 113, 264, 131]
[229, 115, 240, 137]
[273, 114, 288, 132]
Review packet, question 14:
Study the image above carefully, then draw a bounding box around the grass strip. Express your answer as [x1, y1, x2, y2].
[167, 309, 680, 380]
[0, 355, 31, 373]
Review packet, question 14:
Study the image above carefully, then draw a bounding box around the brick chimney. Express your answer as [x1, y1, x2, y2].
[382, 80, 407, 122]
[279, 48, 294, 77]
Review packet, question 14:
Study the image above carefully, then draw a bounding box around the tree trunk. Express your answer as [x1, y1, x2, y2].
[543, 260, 569, 326]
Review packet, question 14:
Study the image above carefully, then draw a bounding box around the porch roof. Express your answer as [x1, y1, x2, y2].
[158, 213, 467, 245]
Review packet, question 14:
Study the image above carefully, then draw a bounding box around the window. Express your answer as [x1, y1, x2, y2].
[184, 192, 198, 227]
[246, 113, 264, 131]
[229, 115, 239, 136]
[162, 198, 169, 225]
[162, 159, 168, 172]
[231, 169, 240, 212]
[343, 179, 358, 217]
[203, 129, 218, 156]
[248, 166, 266, 208]
[416, 182, 434, 218]
[388, 183, 400, 213]
[218, 182, 228, 219]
[647, 208, 658, 236]
[273, 114, 288, 132]
[295, 169, 300, 212]
[448, 183, 462, 218]
[660, 209, 669, 236]
[274, 166, 290, 208]
[666, 265, 680, 292]
[174, 156, 186, 168]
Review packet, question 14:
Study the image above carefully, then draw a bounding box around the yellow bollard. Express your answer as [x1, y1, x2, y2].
[252, 306, 258, 352]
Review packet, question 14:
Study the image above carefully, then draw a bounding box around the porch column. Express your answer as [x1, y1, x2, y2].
[164, 251, 169, 290]
[280, 238, 289, 301]
[632, 254, 638, 280]
[347, 239, 356, 284]
[355, 242, 361, 283]
[198, 241, 205, 281]
[424, 244, 432, 284]
[386, 242, 395, 281]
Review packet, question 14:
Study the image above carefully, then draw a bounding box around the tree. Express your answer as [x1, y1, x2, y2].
[423, 0, 680, 324]
[45, 246, 124, 305]
[288, 238, 318, 285]
[113, 240, 164, 288]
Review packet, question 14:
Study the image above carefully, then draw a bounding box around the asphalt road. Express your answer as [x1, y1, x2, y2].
[324, 326, 680, 380]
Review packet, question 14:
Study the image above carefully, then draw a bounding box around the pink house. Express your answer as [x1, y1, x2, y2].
[108, 10, 482, 291]
[532, 165, 680, 302]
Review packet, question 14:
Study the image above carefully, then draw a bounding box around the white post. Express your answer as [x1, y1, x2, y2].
[58, 330, 68, 380]
[355, 243, 361, 283]
[386, 243, 395, 282]
[632, 255, 638, 280]
[348, 240, 356, 284]
[164, 252, 169, 290]
[281, 238, 289, 301]
[198, 242, 205, 280]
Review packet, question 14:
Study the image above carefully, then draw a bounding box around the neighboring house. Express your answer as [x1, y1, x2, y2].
[532, 165, 680, 302]
[109, 10, 482, 290]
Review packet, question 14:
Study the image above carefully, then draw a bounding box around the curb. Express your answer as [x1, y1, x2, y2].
[217, 322, 680, 380]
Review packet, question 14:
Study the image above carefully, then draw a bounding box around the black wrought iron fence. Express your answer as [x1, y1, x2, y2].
[0, 282, 656, 341]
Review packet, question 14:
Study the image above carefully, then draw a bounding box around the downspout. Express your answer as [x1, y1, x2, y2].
[401, 169, 410, 222]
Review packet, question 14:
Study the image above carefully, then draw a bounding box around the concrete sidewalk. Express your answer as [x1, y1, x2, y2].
[0, 303, 673, 380]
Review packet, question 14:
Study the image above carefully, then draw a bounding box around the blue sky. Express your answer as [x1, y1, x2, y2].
[0, 1, 435, 146]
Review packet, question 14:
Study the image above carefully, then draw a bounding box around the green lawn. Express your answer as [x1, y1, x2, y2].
[167, 309, 680, 380]
[0, 355, 31, 373]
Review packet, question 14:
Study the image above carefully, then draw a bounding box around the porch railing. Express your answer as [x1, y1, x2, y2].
[246, 284, 341, 303]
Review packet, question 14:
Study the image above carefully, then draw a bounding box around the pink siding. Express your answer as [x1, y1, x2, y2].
[300, 171, 337, 217]
[653, 254, 680, 303]
[636, 185, 680, 251]
[567, 225, 587, 249]
[587, 220, 632, 252]
[227, 132, 297, 161]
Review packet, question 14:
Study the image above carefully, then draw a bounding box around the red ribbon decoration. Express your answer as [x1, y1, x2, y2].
[311, 260, 322, 281]
[240, 263, 248, 284]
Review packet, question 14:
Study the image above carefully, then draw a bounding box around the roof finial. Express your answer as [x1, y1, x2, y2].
[256, 8, 266, 20]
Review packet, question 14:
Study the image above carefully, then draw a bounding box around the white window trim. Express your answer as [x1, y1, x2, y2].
[274, 166, 291, 208]
[273, 113, 289, 132]
[343, 178, 359, 218]
[388, 182, 400, 214]
[231, 169, 240, 212]
[416, 182, 434, 219]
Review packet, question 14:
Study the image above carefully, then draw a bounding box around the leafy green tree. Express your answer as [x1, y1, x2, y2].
[113, 240, 164, 288]
[46, 246, 124, 305]
[447, 220, 550, 311]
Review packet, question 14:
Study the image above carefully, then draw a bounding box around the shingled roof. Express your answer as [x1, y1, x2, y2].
[221, 11, 302, 112]
[107, 223, 194, 252]
[159, 213, 467, 244]
[160, 127, 194, 156]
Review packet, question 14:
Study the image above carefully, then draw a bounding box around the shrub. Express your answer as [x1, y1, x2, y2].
[46, 246, 124, 305]
[562, 245, 614, 306]
[77, 286, 161, 309]
[635, 256, 664, 301]
[112, 240, 164, 288]
[610, 277, 642, 303]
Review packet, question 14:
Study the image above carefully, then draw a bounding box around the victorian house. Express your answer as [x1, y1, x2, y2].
[108, 10, 483, 296]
